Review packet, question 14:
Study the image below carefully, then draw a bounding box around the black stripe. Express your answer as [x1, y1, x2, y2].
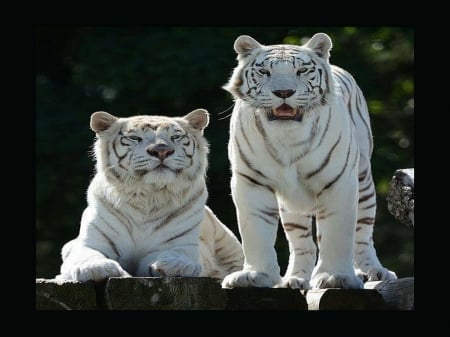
[259, 208, 279, 219]
[361, 202, 376, 210]
[305, 133, 342, 179]
[97, 214, 121, 237]
[164, 223, 198, 243]
[220, 258, 243, 266]
[294, 249, 315, 256]
[347, 99, 357, 128]
[359, 183, 372, 193]
[99, 199, 134, 237]
[359, 169, 368, 182]
[92, 223, 120, 258]
[238, 111, 254, 153]
[297, 231, 312, 238]
[284, 222, 308, 231]
[112, 135, 128, 162]
[254, 113, 267, 137]
[357, 217, 375, 225]
[254, 114, 283, 163]
[358, 191, 375, 204]
[254, 208, 279, 224]
[333, 70, 351, 96]
[314, 107, 331, 150]
[251, 212, 278, 226]
[108, 168, 123, 181]
[317, 211, 335, 220]
[235, 139, 269, 179]
[354, 90, 373, 150]
[335, 69, 355, 94]
[324, 66, 331, 95]
[192, 135, 198, 151]
[237, 171, 274, 193]
[317, 135, 352, 197]
[154, 187, 205, 231]
[334, 71, 357, 127]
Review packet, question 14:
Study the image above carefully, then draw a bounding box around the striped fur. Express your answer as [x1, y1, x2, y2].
[57, 109, 243, 282]
[221, 33, 396, 290]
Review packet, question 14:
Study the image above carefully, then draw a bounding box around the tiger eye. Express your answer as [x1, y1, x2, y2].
[259, 69, 271, 76]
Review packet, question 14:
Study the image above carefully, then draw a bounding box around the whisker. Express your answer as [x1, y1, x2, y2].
[218, 113, 233, 121]
[217, 103, 235, 115]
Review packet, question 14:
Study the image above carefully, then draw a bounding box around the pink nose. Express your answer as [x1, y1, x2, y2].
[146, 144, 174, 160]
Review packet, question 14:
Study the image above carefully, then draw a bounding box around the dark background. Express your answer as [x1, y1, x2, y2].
[36, 27, 414, 279]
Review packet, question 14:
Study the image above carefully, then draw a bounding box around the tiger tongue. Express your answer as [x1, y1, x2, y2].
[273, 104, 296, 117]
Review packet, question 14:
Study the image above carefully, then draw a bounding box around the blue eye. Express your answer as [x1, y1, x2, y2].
[297, 68, 308, 75]
[259, 68, 271, 76]
[128, 135, 142, 142]
[171, 134, 183, 141]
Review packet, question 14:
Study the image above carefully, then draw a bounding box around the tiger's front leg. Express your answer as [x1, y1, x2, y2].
[221, 174, 281, 288]
[311, 179, 364, 289]
[277, 210, 316, 290]
[354, 166, 397, 282]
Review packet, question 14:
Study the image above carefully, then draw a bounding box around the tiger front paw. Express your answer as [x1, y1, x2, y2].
[71, 259, 130, 282]
[221, 270, 281, 288]
[363, 266, 398, 282]
[149, 251, 201, 277]
[311, 271, 364, 289]
[276, 276, 310, 290]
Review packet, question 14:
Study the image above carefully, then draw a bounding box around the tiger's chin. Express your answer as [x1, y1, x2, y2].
[268, 104, 303, 122]
[137, 167, 181, 185]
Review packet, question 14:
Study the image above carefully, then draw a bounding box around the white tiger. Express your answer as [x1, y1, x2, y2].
[221, 33, 397, 289]
[56, 109, 243, 282]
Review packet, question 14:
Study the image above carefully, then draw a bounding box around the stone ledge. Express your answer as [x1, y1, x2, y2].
[36, 278, 97, 310]
[105, 277, 227, 310]
[35, 277, 414, 310]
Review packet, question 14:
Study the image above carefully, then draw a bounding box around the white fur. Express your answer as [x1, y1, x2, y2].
[57, 110, 243, 282]
[222, 33, 396, 290]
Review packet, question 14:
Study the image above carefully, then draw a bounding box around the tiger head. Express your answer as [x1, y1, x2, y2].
[224, 33, 334, 122]
[90, 109, 209, 185]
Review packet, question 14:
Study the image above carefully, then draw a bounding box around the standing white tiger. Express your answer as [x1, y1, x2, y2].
[221, 33, 397, 289]
[57, 109, 243, 282]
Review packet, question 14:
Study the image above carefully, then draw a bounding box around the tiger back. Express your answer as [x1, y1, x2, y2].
[57, 109, 243, 282]
[221, 33, 397, 289]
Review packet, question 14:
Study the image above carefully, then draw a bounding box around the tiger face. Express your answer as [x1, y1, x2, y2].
[224, 33, 334, 122]
[90, 109, 209, 184]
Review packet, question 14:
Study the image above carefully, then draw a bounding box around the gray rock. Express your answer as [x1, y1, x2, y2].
[386, 168, 414, 227]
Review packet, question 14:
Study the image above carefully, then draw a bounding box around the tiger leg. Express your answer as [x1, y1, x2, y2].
[277, 210, 315, 289]
[57, 240, 130, 282]
[139, 239, 202, 277]
[200, 206, 244, 278]
[354, 168, 397, 281]
[221, 174, 281, 288]
[311, 179, 364, 289]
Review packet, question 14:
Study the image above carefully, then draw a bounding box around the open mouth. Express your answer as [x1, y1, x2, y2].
[268, 104, 302, 122]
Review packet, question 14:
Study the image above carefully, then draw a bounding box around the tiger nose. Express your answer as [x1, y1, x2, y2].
[147, 144, 174, 160]
[272, 89, 296, 98]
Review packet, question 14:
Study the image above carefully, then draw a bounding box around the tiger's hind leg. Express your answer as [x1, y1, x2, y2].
[354, 167, 397, 281]
[276, 210, 316, 290]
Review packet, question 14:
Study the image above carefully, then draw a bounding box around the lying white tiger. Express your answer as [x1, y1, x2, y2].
[222, 33, 397, 289]
[57, 109, 243, 282]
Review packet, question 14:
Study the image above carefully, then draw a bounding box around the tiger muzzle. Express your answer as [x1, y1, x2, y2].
[146, 143, 174, 160]
[268, 104, 302, 122]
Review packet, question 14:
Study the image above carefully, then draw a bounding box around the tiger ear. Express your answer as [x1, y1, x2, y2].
[184, 109, 209, 132]
[234, 35, 263, 57]
[304, 33, 333, 60]
[90, 111, 118, 134]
